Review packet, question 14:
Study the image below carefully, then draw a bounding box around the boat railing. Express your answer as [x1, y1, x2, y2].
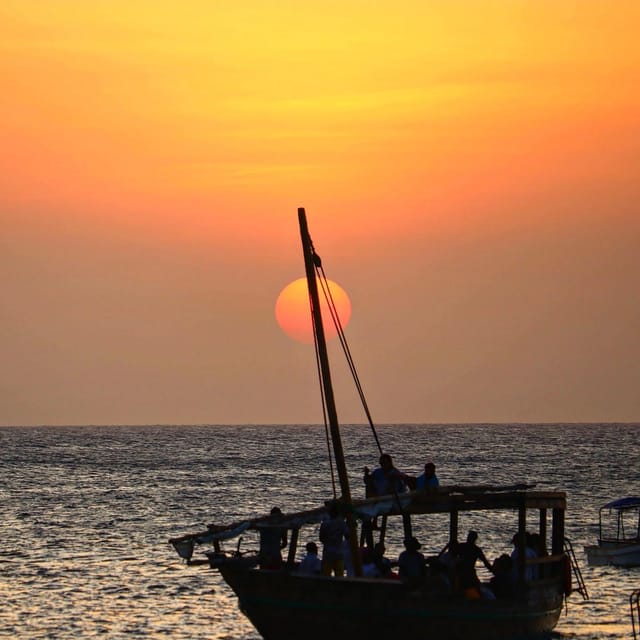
[631, 589, 640, 640]
[601, 535, 640, 544]
[564, 537, 589, 600]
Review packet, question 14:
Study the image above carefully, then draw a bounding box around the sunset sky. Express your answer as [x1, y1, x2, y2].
[2, 1, 639, 426]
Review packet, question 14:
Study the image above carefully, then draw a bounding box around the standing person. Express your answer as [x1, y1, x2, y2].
[455, 530, 493, 593]
[363, 466, 376, 498]
[416, 461, 440, 491]
[319, 503, 349, 577]
[398, 536, 427, 585]
[258, 506, 288, 570]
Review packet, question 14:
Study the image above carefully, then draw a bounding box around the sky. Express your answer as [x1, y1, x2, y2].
[1, 0, 639, 426]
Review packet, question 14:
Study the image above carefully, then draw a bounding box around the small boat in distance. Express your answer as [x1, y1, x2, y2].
[585, 497, 640, 567]
[170, 208, 587, 640]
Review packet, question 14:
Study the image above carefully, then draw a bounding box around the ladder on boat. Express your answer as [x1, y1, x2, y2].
[631, 589, 640, 640]
[564, 537, 589, 600]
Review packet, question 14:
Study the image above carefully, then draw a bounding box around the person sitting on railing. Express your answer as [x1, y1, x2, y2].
[416, 461, 440, 492]
[364, 453, 411, 531]
[369, 453, 410, 496]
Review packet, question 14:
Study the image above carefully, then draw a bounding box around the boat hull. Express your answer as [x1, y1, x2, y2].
[585, 542, 640, 567]
[218, 566, 564, 640]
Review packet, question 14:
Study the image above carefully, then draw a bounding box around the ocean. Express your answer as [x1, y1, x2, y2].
[1, 423, 639, 639]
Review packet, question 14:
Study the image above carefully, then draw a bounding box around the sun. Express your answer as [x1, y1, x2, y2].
[275, 278, 352, 344]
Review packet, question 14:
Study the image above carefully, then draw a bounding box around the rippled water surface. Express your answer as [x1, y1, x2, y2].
[1, 424, 639, 639]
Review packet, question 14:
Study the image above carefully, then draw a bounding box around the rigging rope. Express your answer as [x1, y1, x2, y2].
[308, 239, 408, 522]
[314, 260, 384, 455]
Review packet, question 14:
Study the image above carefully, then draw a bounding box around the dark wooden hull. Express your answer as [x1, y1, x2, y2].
[218, 566, 564, 640]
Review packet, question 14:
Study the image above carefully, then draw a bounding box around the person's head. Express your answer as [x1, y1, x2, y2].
[529, 532, 545, 553]
[379, 453, 393, 469]
[404, 536, 421, 551]
[492, 553, 512, 574]
[467, 530, 478, 544]
[270, 506, 283, 520]
[305, 541, 318, 555]
[327, 501, 339, 519]
[425, 462, 436, 476]
[374, 542, 386, 557]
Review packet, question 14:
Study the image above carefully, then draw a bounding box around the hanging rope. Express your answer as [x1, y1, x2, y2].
[314, 257, 384, 456]
[308, 238, 409, 523]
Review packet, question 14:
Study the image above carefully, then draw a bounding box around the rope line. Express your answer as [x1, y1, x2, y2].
[314, 261, 384, 455]
[307, 254, 338, 499]
[309, 242, 408, 519]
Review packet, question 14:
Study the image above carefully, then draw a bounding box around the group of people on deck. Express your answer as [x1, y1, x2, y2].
[259, 453, 440, 578]
[259, 453, 547, 598]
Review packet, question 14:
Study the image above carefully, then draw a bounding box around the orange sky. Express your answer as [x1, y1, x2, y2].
[1, 1, 639, 425]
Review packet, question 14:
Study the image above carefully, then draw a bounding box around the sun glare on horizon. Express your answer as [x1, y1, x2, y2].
[275, 278, 352, 344]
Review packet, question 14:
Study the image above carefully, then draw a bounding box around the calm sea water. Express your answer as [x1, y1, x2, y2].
[1, 423, 639, 639]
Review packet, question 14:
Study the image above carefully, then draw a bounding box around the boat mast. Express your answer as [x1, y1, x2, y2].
[298, 207, 362, 576]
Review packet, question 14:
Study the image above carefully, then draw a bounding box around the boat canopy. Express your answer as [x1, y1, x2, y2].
[169, 483, 566, 562]
[169, 495, 414, 549]
[602, 497, 640, 511]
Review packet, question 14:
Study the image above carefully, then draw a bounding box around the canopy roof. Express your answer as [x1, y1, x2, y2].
[169, 483, 566, 561]
[601, 496, 640, 510]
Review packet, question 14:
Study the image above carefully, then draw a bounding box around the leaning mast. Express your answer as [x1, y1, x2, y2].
[297, 207, 362, 576]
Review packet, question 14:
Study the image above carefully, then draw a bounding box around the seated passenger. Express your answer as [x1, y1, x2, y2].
[398, 536, 427, 585]
[426, 555, 452, 592]
[361, 546, 380, 577]
[373, 542, 397, 579]
[510, 532, 538, 581]
[298, 541, 321, 574]
[528, 532, 548, 577]
[489, 553, 515, 598]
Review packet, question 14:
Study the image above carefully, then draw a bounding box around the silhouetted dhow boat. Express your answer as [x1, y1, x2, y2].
[170, 208, 586, 640]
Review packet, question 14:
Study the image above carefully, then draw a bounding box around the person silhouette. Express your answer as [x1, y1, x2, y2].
[258, 506, 288, 570]
[416, 461, 439, 491]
